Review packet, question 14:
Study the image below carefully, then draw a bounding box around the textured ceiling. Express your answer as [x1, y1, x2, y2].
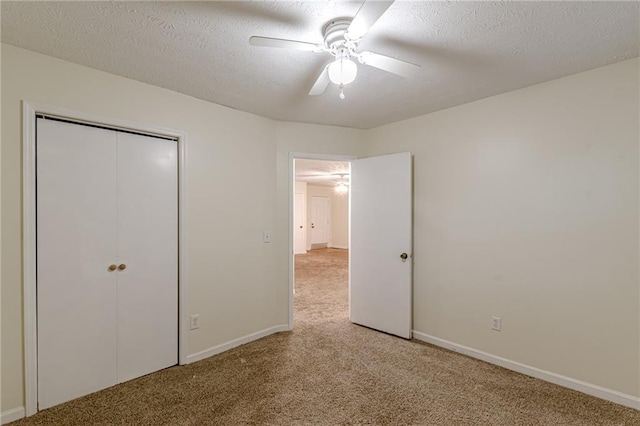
[295, 159, 349, 187]
[2, 1, 638, 129]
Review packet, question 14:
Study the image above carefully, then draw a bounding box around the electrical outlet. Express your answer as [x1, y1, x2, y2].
[263, 231, 271, 243]
[491, 316, 502, 331]
[190, 314, 200, 330]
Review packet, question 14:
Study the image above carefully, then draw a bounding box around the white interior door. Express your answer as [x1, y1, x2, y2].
[350, 152, 413, 339]
[116, 132, 178, 382]
[294, 191, 306, 254]
[37, 119, 119, 409]
[310, 196, 329, 244]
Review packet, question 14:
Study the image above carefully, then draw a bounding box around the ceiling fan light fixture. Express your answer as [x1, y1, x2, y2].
[335, 181, 349, 194]
[328, 57, 357, 85]
[249, 0, 421, 98]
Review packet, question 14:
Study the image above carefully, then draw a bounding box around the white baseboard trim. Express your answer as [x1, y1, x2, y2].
[412, 331, 640, 411]
[1, 407, 25, 424]
[328, 245, 348, 250]
[186, 324, 290, 364]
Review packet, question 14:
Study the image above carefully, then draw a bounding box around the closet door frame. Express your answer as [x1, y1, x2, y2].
[22, 101, 189, 417]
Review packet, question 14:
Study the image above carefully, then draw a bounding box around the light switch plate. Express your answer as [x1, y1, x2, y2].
[190, 314, 200, 330]
[263, 231, 271, 243]
[491, 316, 502, 331]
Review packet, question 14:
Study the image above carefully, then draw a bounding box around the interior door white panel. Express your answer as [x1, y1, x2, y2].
[350, 152, 413, 339]
[116, 132, 178, 382]
[37, 119, 119, 409]
[294, 191, 306, 254]
[310, 196, 329, 244]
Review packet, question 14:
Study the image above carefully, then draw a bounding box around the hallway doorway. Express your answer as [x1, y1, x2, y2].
[291, 157, 351, 327]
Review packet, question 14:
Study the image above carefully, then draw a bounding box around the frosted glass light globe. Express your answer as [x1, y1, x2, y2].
[335, 182, 349, 194]
[328, 58, 357, 85]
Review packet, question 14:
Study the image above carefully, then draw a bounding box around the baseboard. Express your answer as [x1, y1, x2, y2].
[328, 245, 348, 250]
[186, 324, 290, 364]
[1, 407, 25, 424]
[412, 331, 640, 411]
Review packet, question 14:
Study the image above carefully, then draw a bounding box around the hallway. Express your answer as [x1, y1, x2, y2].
[294, 248, 349, 329]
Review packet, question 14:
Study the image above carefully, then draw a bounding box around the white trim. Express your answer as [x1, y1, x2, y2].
[328, 245, 349, 250]
[288, 152, 357, 331]
[186, 325, 290, 364]
[22, 102, 38, 416]
[178, 125, 189, 366]
[412, 331, 640, 411]
[1, 407, 25, 425]
[22, 101, 189, 416]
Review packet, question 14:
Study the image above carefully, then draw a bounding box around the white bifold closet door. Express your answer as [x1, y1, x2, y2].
[37, 118, 178, 410]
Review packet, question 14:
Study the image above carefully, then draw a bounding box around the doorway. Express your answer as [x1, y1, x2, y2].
[289, 154, 354, 328]
[288, 151, 414, 339]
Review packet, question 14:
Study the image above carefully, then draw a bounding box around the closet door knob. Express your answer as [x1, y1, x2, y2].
[118, 264, 127, 271]
[108, 264, 117, 272]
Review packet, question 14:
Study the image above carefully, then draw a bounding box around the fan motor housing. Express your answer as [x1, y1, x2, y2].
[323, 18, 352, 49]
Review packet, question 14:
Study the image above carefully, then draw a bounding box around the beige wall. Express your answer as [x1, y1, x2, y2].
[330, 190, 349, 249]
[0, 45, 367, 413]
[365, 58, 640, 397]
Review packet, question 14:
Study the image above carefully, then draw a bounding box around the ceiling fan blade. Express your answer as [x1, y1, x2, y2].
[249, 36, 324, 52]
[358, 51, 421, 78]
[346, 0, 394, 40]
[309, 65, 331, 96]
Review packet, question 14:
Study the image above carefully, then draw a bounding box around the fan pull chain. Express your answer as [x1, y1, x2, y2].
[339, 84, 345, 100]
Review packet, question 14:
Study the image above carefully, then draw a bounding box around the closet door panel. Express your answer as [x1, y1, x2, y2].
[37, 119, 118, 409]
[116, 132, 178, 382]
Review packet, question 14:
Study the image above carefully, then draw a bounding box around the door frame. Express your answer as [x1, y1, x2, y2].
[22, 101, 189, 416]
[288, 152, 356, 330]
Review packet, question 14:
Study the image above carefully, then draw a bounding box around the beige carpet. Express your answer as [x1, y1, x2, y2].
[12, 248, 640, 425]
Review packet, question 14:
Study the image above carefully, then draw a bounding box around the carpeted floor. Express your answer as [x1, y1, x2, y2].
[12, 248, 640, 425]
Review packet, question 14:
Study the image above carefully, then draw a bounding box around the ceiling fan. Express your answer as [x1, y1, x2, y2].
[249, 0, 420, 99]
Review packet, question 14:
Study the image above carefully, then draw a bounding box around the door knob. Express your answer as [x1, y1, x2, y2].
[108, 264, 117, 272]
[118, 264, 127, 271]
[299, 226, 303, 228]
[400, 253, 408, 260]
